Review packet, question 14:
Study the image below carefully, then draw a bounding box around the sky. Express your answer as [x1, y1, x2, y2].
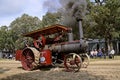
[0, 0, 61, 26]
[0, 0, 94, 27]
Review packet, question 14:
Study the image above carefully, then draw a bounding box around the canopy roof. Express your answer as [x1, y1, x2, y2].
[23, 24, 70, 38]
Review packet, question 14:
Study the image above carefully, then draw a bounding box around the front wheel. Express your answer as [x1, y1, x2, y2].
[64, 53, 82, 72]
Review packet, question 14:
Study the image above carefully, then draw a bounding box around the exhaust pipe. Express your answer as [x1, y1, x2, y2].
[78, 19, 83, 41]
[76, 18, 86, 47]
[68, 28, 73, 42]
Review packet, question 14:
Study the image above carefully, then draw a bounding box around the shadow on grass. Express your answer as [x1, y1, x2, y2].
[17, 65, 55, 71]
[17, 67, 23, 69]
[37, 65, 56, 71]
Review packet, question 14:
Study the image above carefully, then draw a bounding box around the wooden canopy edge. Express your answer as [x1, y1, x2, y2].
[22, 24, 71, 38]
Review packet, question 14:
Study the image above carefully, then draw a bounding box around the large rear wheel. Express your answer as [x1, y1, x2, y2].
[21, 48, 36, 70]
[64, 53, 82, 72]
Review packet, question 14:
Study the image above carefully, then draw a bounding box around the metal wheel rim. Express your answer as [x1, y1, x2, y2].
[64, 53, 82, 72]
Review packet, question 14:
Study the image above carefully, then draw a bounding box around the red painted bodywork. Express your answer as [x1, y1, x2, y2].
[15, 49, 52, 66]
[40, 49, 52, 66]
[15, 50, 22, 61]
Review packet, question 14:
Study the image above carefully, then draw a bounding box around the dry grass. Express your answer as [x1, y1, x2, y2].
[0, 56, 120, 80]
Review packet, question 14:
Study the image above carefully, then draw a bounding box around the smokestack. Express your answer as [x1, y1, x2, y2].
[68, 28, 73, 42]
[77, 18, 83, 41]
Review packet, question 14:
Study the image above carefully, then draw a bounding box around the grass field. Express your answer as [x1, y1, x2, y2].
[0, 55, 120, 80]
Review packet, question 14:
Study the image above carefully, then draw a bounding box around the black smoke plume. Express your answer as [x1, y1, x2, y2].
[59, 0, 87, 26]
[43, 0, 87, 39]
[58, 0, 87, 39]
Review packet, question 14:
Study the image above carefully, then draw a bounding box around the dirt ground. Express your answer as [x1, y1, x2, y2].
[0, 58, 120, 80]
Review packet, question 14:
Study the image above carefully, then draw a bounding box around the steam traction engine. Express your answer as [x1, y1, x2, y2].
[15, 24, 90, 72]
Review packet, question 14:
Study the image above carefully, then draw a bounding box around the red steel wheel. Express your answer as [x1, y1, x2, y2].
[64, 53, 82, 72]
[21, 48, 35, 71]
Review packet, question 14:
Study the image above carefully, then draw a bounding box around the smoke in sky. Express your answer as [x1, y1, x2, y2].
[59, 0, 87, 18]
[59, 0, 87, 26]
[42, 0, 61, 13]
[43, 0, 87, 27]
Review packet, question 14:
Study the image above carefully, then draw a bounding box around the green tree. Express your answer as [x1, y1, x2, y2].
[41, 12, 61, 27]
[84, 0, 120, 51]
[9, 14, 42, 50]
[10, 14, 42, 34]
[0, 26, 8, 51]
[83, 0, 97, 38]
